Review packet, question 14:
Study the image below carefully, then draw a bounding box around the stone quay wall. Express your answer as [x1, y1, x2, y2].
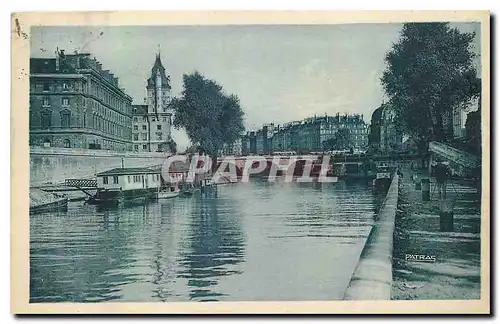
[30, 147, 170, 187]
[344, 173, 400, 300]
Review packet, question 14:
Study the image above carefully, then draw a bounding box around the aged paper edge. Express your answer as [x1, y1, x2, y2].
[11, 10, 491, 315]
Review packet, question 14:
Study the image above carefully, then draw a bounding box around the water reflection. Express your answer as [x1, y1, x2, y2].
[30, 205, 139, 302]
[177, 188, 245, 301]
[30, 179, 377, 302]
[146, 202, 175, 301]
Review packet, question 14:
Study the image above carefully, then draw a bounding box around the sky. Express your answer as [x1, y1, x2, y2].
[30, 23, 481, 151]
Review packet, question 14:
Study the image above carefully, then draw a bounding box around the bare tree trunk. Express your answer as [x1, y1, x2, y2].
[417, 139, 429, 169]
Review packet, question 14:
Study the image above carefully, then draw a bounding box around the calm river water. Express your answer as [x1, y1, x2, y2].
[30, 179, 382, 302]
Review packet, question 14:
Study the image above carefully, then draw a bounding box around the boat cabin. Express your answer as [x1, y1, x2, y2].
[96, 167, 162, 191]
[165, 160, 208, 186]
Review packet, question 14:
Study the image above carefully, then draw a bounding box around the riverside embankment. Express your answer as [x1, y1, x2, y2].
[344, 164, 482, 300]
[344, 173, 399, 300]
[30, 147, 170, 186]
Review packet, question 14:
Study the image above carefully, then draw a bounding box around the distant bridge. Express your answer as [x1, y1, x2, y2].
[215, 155, 329, 175]
[151, 154, 419, 178]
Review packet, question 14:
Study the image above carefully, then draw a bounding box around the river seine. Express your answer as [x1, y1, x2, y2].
[30, 179, 381, 302]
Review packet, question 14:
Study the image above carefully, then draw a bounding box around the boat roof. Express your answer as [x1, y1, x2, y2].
[97, 167, 159, 176]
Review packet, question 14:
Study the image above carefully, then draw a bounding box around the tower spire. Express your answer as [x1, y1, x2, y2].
[157, 44, 161, 58]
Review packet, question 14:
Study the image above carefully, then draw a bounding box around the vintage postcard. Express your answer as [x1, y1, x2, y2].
[11, 11, 490, 314]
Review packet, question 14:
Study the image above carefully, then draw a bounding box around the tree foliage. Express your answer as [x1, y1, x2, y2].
[166, 137, 177, 154]
[171, 71, 245, 165]
[381, 22, 481, 149]
[464, 102, 481, 155]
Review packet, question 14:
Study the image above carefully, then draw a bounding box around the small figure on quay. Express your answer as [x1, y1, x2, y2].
[434, 161, 451, 200]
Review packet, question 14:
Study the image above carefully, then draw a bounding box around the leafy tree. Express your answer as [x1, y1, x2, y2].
[156, 137, 177, 153]
[381, 22, 480, 154]
[184, 144, 201, 154]
[171, 71, 245, 171]
[166, 138, 177, 154]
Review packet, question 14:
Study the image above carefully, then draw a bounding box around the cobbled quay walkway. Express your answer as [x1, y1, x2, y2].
[391, 166, 482, 300]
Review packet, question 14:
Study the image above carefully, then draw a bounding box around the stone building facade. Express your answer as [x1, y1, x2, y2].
[131, 53, 173, 152]
[318, 114, 369, 152]
[220, 138, 243, 156]
[369, 103, 402, 153]
[243, 114, 369, 155]
[29, 49, 133, 151]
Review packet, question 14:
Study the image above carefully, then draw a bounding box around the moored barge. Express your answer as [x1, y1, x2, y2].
[86, 167, 162, 205]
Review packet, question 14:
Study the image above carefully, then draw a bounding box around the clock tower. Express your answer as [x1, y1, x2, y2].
[145, 52, 173, 152]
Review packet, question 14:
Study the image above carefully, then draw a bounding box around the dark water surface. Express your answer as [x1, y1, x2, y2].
[30, 179, 380, 302]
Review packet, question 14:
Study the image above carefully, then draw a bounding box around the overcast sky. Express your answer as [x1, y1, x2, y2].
[30, 23, 480, 151]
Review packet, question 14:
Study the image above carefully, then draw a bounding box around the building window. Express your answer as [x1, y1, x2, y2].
[142, 144, 147, 150]
[134, 125, 138, 131]
[163, 117, 167, 122]
[35, 82, 43, 92]
[62, 82, 69, 91]
[157, 132, 163, 140]
[60, 111, 71, 128]
[42, 98, 50, 107]
[133, 134, 139, 141]
[127, 176, 131, 183]
[41, 111, 52, 129]
[103, 177, 108, 185]
[141, 133, 147, 140]
[62, 98, 69, 107]
[133, 116, 138, 122]
[63, 139, 70, 148]
[142, 125, 147, 130]
[157, 124, 162, 130]
[43, 82, 50, 92]
[113, 176, 119, 184]
[134, 145, 139, 150]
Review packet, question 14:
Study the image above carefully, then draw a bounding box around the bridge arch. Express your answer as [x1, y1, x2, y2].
[216, 161, 243, 177]
[247, 160, 280, 177]
[285, 158, 326, 177]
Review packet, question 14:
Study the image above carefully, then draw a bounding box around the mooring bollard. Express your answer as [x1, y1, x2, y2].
[439, 199, 454, 232]
[421, 178, 430, 201]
